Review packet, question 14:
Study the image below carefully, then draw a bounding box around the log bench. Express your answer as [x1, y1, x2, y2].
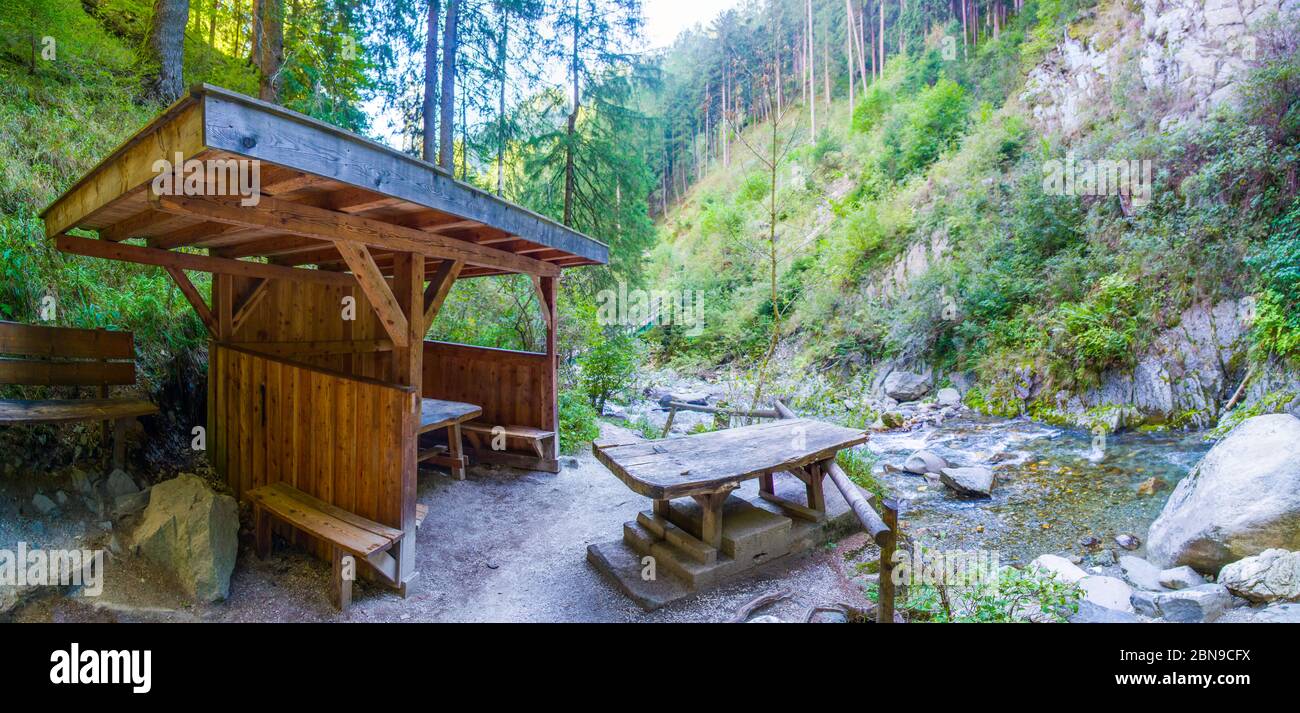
[0, 321, 157, 468]
[247, 482, 404, 610]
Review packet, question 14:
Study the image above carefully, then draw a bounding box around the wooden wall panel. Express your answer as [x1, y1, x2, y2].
[421, 341, 553, 430]
[210, 344, 409, 540]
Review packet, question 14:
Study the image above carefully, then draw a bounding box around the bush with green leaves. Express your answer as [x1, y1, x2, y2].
[1047, 274, 1142, 386]
[577, 330, 643, 413]
[1247, 201, 1300, 362]
[557, 389, 600, 455]
[902, 564, 1082, 623]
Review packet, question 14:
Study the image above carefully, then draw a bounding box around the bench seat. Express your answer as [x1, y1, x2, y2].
[461, 422, 556, 458]
[0, 398, 158, 425]
[246, 482, 404, 609]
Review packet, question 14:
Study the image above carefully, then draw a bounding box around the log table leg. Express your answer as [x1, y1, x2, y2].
[806, 461, 828, 513]
[690, 485, 737, 550]
[447, 422, 466, 480]
[111, 417, 129, 470]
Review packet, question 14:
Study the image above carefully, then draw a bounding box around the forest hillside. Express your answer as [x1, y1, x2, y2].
[640, 0, 1300, 437]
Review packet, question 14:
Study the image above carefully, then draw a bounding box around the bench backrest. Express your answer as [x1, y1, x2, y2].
[0, 321, 136, 386]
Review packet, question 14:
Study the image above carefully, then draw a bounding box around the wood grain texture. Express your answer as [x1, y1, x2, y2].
[0, 399, 157, 424]
[593, 419, 869, 500]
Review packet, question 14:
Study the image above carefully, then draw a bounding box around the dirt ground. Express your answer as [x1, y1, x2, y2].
[8, 449, 874, 623]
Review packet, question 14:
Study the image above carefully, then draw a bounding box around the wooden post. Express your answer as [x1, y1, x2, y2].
[806, 461, 827, 513]
[111, 417, 129, 470]
[391, 251, 424, 594]
[254, 504, 271, 559]
[877, 498, 898, 624]
[540, 275, 558, 460]
[216, 274, 234, 341]
[661, 406, 677, 438]
[331, 546, 352, 610]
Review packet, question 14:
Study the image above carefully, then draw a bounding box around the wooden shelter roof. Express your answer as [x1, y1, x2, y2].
[40, 84, 608, 281]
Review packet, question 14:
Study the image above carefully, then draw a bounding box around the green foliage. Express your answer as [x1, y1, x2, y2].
[1048, 274, 1142, 385]
[903, 565, 1082, 623]
[578, 330, 644, 412]
[558, 390, 600, 454]
[837, 448, 883, 499]
[737, 171, 770, 203]
[1247, 201, 1300, 362]
[851, 83, 891, 135]
[877, 79, 970, 183]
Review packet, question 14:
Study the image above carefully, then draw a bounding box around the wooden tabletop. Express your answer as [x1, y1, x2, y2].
[593, 418, 870, 500]
[419, 398, 482, 433]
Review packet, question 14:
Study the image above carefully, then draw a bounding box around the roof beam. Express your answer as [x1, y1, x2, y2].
[423, 259, 462, 332]
[56, 234, 357, 287]
[163, 267, 216, 336]
[335, 242, 409, 348]
[153, 193, 559, 277]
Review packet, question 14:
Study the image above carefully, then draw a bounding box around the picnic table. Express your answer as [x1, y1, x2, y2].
[418, 398, 482, 480]
[593, 418, 870, 549]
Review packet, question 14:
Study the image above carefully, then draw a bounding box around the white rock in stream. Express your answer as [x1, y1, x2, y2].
[936, 388, 962, 407]
[1130, 584, 1231, 623]
[1216, 549, 1300, 603]
[903, 450, 948, 475]
[1078, 575, 1135, 613]
[1119, 555, 1169, 592]
[939, 467, 993, 497]
[1158, 566, 1205, 590]
[1030, 554, 1088, 584]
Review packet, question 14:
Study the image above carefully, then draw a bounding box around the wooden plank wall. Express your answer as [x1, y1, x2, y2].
[228, 276, 393, 380]
[422, 341, 553, 431]
[209, 344, 409, 540]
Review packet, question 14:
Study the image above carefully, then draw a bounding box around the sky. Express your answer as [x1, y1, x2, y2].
[641, 0, 744, 50]
[366, 0, 745, 150]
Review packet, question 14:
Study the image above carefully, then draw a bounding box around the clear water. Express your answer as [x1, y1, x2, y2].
[860, 416, 1213, 565]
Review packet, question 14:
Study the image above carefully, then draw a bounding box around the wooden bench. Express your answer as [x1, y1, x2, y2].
[0, 321, 157, 468]
[462, 422, 557, 462]
[417, 398, 482, 480]
[247, 482, 404, 610]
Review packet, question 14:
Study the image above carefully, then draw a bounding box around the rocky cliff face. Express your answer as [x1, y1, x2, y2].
[1022, 0, 1298, 135]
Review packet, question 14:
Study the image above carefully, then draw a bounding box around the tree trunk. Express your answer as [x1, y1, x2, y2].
[563, 0, 580, 226]
[145, 0, 191, 104]
[422, 0, 440, 163]
[438, 0, 461, 171]
[806, 0, 815, 141]
[496, 5, 509, 195]
[879, 0, 885, 76]
[254, 0, 284, 102]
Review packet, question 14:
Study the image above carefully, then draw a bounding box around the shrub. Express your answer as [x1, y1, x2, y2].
[558, 389, 599, 455]
[577, 330, 643, 412]
[1048, 274, 1142, 385]
[1247, 201, 1300, 362]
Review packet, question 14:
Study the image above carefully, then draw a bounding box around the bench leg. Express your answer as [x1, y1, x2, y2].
[111, 417, 129, 470]
[331, 546, 353, 610]
[447, 423, 466, 480]
[254, 504, 271, 559]
[806, 462, 827, 513]
[690, 487, 735, 550]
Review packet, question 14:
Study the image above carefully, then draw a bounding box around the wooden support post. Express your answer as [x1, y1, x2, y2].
[653, 499, 671, 518]
[806, 460, 827, 513]
[446, 423, 465, 480]
[391, 251, 423, 595]
[691, 486, 735, 550]
[661, 406, 677, 438]
[111, 417, 128, 470]
[540, 275, 558, 460]
[331, 546, 352, 610]
[254, 504, 271, 559]
[877, 498, 899, 624]
[759, 469, 775, 496]
[164, 266, 217, 337]
[216, 274, 234, 341]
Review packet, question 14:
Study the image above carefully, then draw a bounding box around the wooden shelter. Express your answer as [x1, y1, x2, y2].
[40, 85, 608, 595]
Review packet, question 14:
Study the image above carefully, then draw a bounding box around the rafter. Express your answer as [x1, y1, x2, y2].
[335, 242, 409, 348]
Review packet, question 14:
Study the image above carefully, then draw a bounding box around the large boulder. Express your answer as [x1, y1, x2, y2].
[1146, 414, 1300, 572]
[1216, 549, 1300, 603]
[1130, 584, 1231, 623]
[903, 450, 948, 475]
[936, 388, 962, 407]
[883, 371, 932, 402]
[939, 467, 993, 498]
[132, 474, 238, 602]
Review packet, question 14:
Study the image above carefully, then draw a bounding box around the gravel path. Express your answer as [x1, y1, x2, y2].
[9, 448, 871, 623]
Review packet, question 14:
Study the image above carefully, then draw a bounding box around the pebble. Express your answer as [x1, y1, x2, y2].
[1114, 534, 1141, 550]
